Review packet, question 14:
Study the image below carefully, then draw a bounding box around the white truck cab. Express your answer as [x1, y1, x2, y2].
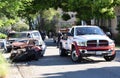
[59, 25, 116, 62]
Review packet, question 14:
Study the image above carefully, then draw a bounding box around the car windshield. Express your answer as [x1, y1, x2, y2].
[76, 27, 105, 35]
[32, 32, 40, 37]
[8, 33, 27, 38]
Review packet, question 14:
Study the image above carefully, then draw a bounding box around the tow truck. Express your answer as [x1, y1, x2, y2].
[59, 25, 116, 62]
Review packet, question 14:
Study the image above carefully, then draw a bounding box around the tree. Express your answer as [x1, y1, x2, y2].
[12, 21, 29, 31]
[19, 0, 60, 31]
[0, 0, 33, 27]
[1, 0, 120, 30]
[50, 0, 120, 24]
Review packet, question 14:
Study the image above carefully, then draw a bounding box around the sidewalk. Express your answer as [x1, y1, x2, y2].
[2, 53, 23, 78]
[6, 64, 23, 78]
[115, 47, 120, 50]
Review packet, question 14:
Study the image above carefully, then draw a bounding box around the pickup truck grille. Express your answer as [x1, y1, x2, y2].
[87, 40, 108, 47]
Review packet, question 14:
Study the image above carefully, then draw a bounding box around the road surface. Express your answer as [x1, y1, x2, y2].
[6, 39, 120, 78]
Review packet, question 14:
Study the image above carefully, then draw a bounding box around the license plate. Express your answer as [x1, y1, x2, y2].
[96, 51, 102, 55]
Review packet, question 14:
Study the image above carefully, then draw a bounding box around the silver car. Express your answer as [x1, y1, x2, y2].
[5, 30, 46, 55]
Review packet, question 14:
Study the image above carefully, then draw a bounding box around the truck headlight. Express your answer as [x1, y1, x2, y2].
[109, 41, 115, 46]
[78, 42, 86, 46]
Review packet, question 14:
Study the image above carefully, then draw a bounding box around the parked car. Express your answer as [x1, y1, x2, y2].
[0, 39, 6, 50]
[20, 30, 46, 53]
[10, 38, 45, 62]
[5, 30, 46, 53]
[5, 32, 21, 52]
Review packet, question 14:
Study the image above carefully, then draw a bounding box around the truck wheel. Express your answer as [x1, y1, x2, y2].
[104, 53, 116, 61]
[71, 49, 82, 62]
[59, 44, 68, 56]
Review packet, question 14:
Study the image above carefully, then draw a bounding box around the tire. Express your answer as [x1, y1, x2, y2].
[34, 54, 39, 61]
[71, 49, 82, 62]
[6, 48, 12, 53]
[10, 53, 17, 60]
[104, 53, 116, 61]
[40, 50, 45, 57]
[59, 44, 68, 56]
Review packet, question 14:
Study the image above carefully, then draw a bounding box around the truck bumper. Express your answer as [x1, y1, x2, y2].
[78, 46, 115, 56]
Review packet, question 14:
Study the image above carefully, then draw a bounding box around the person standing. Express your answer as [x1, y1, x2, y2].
[57, 31, 62, 47]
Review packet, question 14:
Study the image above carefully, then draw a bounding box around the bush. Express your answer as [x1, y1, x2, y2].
[0, 53, 9, 78]
[12, 22, 29, 32]
[0, 33, 7, 39]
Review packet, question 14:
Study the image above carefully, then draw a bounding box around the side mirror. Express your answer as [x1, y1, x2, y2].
[106, 32, 112, 38]
[106, 32, 111, 36]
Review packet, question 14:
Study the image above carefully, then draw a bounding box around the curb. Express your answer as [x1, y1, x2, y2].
[6, 64, 23, 78]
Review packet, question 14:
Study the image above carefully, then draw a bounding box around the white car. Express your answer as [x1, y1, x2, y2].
[6, 30, 46, 55]
[0, 39, 6, 50]
[20, 30, 46, 56]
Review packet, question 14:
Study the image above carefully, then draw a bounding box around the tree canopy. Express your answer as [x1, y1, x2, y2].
[0, 0, 120, 28]
[0, 0, 33, 27]
[51, 0, 120, 21]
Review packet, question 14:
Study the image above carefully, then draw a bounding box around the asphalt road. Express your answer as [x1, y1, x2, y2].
[6, 39, 120, 78]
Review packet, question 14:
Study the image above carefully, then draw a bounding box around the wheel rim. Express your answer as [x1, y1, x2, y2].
[71, 50, 78, 61]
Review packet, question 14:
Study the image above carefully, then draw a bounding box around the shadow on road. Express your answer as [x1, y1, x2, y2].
[14, 38, 116, 66]
[18, 55, 106, 66]
[38, 66, 120, 78]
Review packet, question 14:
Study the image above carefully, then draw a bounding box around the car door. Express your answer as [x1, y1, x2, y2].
[66, 28, 74, 50]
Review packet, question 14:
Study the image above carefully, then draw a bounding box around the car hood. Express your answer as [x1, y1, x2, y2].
[74, 35, 113, 42]
[7, 38, 21, 41]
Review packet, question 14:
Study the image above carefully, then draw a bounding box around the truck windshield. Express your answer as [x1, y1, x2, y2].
[76, 27, 105, 35]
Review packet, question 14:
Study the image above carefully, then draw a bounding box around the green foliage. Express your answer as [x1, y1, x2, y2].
[44, 19, 57, 33]
[0, 16, 16, 27]
[0, 0, 33, 27]
[0, 53, 9, 77]
[51, 0, 120, 21]
[12, 21, 29, 31]
[62, 13, 71, 21]
[0, 33, 7, 39]
[43, 8, 59, 21]
[0, 0, 120, 30]
[93, 0, 116, 19]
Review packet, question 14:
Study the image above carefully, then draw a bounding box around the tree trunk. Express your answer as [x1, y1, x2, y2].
[38, 12, 45, 31]
[27, 17, 33, 30]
